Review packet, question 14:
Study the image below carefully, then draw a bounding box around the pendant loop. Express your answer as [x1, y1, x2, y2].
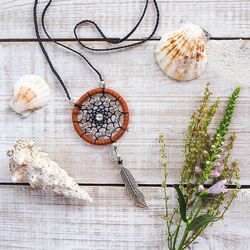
[100, 80, 106, 89]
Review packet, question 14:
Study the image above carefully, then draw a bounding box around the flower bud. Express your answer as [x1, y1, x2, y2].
[203, 150, 209, 156]
[198, 185, 205, 192]
[194, 166, 202, 173]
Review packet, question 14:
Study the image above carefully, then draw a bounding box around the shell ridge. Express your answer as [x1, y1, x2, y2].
[162, 33, 192, 71]
[155, 23, 208, 81]
[9, 75, 50, 117]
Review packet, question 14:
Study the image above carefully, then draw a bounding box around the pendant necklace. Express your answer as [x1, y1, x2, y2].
[33, 0, 159, 207]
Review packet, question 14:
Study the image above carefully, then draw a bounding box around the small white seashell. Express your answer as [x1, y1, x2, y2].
[9, 75, 50, 117]
[155, 23, 209, 81]
[7, 138, 92, 203]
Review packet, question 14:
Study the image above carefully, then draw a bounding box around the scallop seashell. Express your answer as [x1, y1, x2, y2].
[155, 23, 209, 81]
[9, 75, 50, 117]
[7, 138, 93, 203]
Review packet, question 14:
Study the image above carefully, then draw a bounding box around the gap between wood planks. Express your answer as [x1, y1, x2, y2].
[0, 182, 249, 189]
[0, 37, 250, 42]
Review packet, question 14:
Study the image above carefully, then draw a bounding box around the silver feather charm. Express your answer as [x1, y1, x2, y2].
[112, 143, 147, 208]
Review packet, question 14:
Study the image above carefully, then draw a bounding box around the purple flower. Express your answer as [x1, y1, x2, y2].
[207, 180, 227, 195]
[211, 168, 220, 178]
[215, 161, 221, 167]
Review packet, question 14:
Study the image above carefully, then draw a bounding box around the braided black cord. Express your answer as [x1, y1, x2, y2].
[74, 0, 160, 51]
[41, 0, 104, 82]
[33, 0, 159, 100]
[34, 0, 71, 100]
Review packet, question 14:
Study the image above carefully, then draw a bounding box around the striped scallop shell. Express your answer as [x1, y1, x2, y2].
[9, 75, 50, 117]
[155, 23, 208, 81]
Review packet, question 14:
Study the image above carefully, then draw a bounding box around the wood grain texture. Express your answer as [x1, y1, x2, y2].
[0, 0, 250, 39]
[0, 40, 249, 184]
[0, 1, 250, 249]
[0, 186, 249, 250]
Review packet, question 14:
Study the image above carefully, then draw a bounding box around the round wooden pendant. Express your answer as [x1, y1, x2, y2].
[72, 88, 129, 145]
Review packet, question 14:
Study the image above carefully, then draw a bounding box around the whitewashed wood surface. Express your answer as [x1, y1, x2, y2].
[0, 40, 250, 185]
[0, 0, 250, 249]
[0, 186, 250, 250]
[0, 0, 250, 39]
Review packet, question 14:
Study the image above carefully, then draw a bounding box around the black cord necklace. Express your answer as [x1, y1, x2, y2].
[33, 0, 160, 207]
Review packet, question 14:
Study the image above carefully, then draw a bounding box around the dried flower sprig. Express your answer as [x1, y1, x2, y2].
[161, 86, 240, 250]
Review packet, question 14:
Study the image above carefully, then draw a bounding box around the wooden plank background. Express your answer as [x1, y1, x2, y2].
[0, 0, 250, 249]
[1, 0, 250, 39]
[1, 186, 250, 250]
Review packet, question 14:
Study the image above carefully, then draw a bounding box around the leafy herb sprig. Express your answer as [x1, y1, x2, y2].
[161, 86, 240, 250]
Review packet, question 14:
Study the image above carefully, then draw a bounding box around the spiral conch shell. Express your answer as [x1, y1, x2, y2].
[155, 23, 209, 81]
[7, 139, 92, 203]
[9, 75, 50, 117]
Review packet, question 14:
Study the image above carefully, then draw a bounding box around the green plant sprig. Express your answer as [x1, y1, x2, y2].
[180, 85, 220, 197]
[161, 85, 241, 250]
[201, 87, 241, 183]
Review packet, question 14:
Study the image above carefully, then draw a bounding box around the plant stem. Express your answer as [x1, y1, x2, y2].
[177, 227, 189, 250]
[172, 218, 182, 249]
[159, 136, 174, 249]
[213, 194, 235, 222]
[183, 226, 207, 249]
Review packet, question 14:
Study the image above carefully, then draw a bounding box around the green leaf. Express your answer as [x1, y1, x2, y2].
[173, 185, 187, 222]
[189, 196, 202, 219]
[187, 214, 215, 232]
